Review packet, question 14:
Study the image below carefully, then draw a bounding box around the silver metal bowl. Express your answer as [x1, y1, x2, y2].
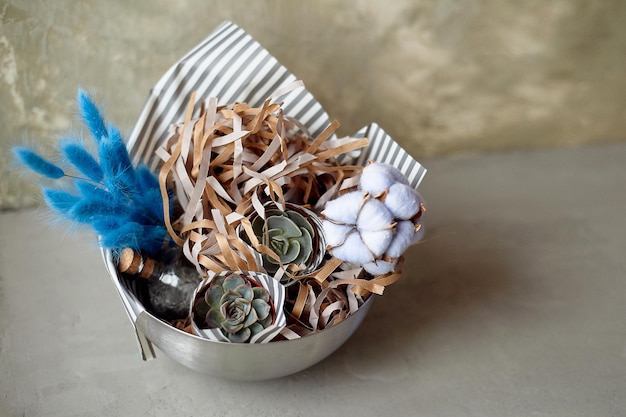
[135, 297, 374, 380]
[103, 246, 374, 380]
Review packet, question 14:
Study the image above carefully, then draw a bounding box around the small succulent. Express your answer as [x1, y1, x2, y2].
[251, 205, 323, 274]
[193, 273, 274, 343]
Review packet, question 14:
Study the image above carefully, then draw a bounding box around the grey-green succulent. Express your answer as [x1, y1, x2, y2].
[252, 209, 315, 273]
[193, 273, 273, 343]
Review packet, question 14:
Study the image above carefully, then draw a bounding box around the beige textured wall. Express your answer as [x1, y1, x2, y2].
[2, 0, 626, 209]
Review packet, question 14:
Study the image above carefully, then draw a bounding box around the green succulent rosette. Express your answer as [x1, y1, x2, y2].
[191, 270, 287, 343]
[249, 203, 326, 277]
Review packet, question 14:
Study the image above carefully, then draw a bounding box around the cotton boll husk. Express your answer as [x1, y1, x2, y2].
[323, 190, 366, 224]
[385, 220, 416, 258]
[412, 222, 425, 244]
[358, 163, 397, 195]
[322, 220, 353, 247]
[363, 259, 397, 276]
[360, 228, 393, 257]
[384, 183, 422, 220]
[330, 231, 373, 264]
[357, 198, 393, 232]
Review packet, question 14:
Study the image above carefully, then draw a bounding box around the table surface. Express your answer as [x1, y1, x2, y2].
[2, 143, 625, 417]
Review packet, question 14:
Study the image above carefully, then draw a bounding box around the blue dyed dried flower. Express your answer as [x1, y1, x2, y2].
[12, 90, 169, 255]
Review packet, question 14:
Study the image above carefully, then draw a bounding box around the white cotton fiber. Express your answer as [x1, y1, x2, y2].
[363, 259, 397, 275]
[387, 164, 410, 186]
[411, 222, 425, 244]
[385, 220, 415, 258]
[322, 190, 365, 224]
[322, 220, 353, 247]
[358, 163, 397, 195]
[356, 198, 393, 232]
[384, 183, 421, 220]
[330, 231, 374, 264]
[360, 229, 393, 257]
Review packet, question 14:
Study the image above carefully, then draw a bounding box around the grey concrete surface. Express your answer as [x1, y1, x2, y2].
[1, 143, 625, 416]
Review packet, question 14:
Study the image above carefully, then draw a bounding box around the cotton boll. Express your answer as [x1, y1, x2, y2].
[356, 198, 393, 232]
[358, 163, 397, 195]
[387, 164, 410, 186]
[322, 220, 353, 247]
[384, 183, 421, 220]
[411, 222, 425, 244]
[385, 220, 416, 258]
[363, 259, 397, 275]
[360, 229, 393, 257]
[330, 231, 373, 264]
[323, 190, 366, 224]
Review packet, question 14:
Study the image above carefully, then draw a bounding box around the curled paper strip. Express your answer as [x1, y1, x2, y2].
[157, 88, 365, 281]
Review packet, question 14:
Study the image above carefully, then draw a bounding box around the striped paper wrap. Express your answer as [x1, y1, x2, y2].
[102, 21, 426, 353]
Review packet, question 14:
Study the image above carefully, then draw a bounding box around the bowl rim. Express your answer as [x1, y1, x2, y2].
[145, 292, 375, 347]
[102, 246, 375, 351]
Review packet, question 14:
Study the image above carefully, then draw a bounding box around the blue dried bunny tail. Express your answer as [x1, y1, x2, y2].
[70, 198, 131, 224]
[108, 125, 136, 186]
[12, 147, 65, 179]
[71, 179, 167, 254]
[77, 89, 108, 143]
[127, 202, 164, 230]
[75, 91, 142, 198]
[59, 139, 104, 182]
[74, 180, 113, 203]
[42, 188, 80, 215]
[136, 165, 167, 222]
[92, 216, 132, 246]
[142, 227, 169, 255]
[135, 164, 160, 191]
[143, 188, 167, 222]
[136, 224, 169, 255]
[91, 216, 125, 235]
[98, 128, 137, 197]
[98, 221, 143, 252]
[95, 220, 166, 255]
[12, 89, 171, 255]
